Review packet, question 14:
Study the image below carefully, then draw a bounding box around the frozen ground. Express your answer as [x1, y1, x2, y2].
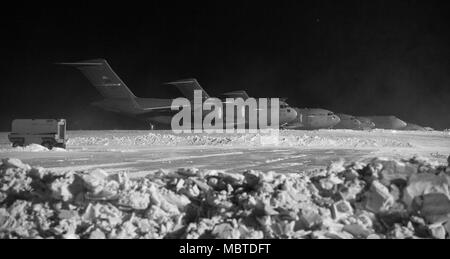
[0, 129, 449, 176]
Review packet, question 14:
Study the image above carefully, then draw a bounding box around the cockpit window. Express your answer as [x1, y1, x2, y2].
[328, 112, 334, 116]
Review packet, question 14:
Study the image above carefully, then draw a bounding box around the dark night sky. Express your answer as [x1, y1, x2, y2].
[1, 0, 450, 130]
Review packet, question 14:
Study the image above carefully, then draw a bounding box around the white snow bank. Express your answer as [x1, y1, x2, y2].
[66, 131, 413, 149]
[1, 156, 450, 239]
[12, 144, 49, 152]
[51, 147, 67, 152]
[0, 144, 67, 153]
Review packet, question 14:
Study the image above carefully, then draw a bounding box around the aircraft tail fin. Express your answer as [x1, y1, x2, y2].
[59, 59, 137, 100]
[165, 78, 210, 101]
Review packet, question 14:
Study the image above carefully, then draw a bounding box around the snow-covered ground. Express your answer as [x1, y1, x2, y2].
[0, 129, 449, 176]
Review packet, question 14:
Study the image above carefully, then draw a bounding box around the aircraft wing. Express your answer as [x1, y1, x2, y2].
[165, 78, 210, 101]
[135, 103, 193, 116]
[221, 90, 250, 100]
[141, 106, 179, 111]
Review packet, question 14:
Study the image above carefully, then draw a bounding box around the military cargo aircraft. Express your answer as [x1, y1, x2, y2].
[333, 114, 363, 130]
[60, 59, 297, 129]
[218, 91, 340, 130]
[401, 123, 433, 131]
[361, 116, 407, 130]
[218, 90, 297, 127]
[355, 116, 376, 130]
[283, 108, 341, 130]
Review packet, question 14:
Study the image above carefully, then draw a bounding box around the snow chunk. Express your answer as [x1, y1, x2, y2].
[1, 157, 450, 239]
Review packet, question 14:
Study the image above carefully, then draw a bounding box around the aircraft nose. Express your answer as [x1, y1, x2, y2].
[288, 108, 297, 120]
[396, 119, 408, 129]
[281, 108, 297, 122]
[330, 115, 340, 123]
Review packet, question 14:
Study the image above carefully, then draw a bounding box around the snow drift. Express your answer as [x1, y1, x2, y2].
[1, 156, 449, 239]
[65, 131, 413, 149]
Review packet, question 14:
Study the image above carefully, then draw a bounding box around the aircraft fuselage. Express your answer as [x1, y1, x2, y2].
[92, 97, 297, 128]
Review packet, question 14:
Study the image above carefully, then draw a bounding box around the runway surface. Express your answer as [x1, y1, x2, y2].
[1, 129, 449, 176]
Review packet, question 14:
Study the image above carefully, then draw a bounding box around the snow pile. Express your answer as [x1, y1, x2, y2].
[12, 144, 49, 152]
[66, 132, 413, 149]
[51, 147, 67, 152]
[284, 134, 412, 148]
[0, 144, 68, 153]
[1, 156, 449, 239]
[67, 133, 245, 147]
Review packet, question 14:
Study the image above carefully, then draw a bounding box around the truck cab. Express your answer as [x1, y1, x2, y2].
[8, 119, 68, 149]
